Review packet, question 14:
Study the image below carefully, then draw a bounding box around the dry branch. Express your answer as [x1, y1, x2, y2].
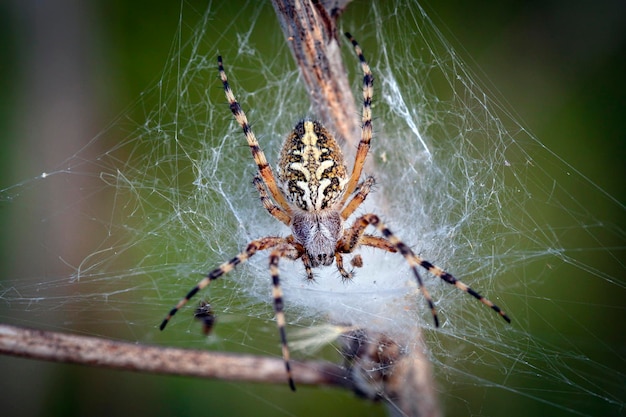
[0, 324, 349, 387]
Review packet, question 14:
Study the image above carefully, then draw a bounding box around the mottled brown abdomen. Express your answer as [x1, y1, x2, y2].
[278, 120, 348, 211]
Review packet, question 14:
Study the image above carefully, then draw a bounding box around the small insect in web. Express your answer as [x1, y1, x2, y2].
[160, 32, 511, 391]
[194, 300, 216, 336]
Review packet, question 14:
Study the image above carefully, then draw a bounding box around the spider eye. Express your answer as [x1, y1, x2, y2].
[310, 252, 333, 267]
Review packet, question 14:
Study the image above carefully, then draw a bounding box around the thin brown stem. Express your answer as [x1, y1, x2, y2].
[0, 324, 349, 388]
[271, 0, 358, 150]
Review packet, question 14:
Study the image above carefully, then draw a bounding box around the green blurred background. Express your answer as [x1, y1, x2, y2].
[1, 1, 624, 416]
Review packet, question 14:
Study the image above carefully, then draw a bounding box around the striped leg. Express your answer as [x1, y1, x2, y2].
[301, 251, 315, 281]
[341, 176, 375, 220]
[334, 252, 353, 280]
[268, 245, 302, 391]
[343, 214, 512, 326]
[359, 235, 397, 253]
[159, 236, 293, 331]
[253, 174, 290, 226]
[281, 236, 315, 282]
[218, 56, 291, 213]
[340, 33, 374, 206]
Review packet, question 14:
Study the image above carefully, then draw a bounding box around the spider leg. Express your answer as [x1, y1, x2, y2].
[253, 174, 291, 226]
[282, 236, 315, 282]
[359, 235, 397, 253]
[340, 214, 439, 327]
[334, 252, 354, 281]
[159, 236, 294, 331]
[348, 214, 511, 325]
[340, 33, 373, 206]
[301, 251, 315, 281]
[334, 235, 396, 272]
[341, 176, 375, 220]
[268, 245, 302, 391]
[416, 258, 511, 323]
[218, 56, 291, 213]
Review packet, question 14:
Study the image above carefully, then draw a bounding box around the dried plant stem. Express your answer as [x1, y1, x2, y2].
[271, 0, 359, 148]
[0, 324, 349, 388]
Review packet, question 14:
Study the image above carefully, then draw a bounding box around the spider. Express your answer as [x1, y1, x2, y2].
[160, 32, 511, 391]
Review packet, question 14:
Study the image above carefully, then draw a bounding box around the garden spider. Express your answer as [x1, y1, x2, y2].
[160, 32, 511, 391]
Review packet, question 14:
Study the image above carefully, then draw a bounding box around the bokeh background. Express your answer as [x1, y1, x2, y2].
[1, 1, 624, 416]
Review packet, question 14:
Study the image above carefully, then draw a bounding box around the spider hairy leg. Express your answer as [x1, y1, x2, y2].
[341, 33, 373, 205]
[420, 260, 512, 323]
[268, 246, 300, 391]
[358, 235, 397, 254]
[334, 252, 354, 280]
[334, 235, 393, 278]
[341, 214, 439, 327]
[355, 214, 511, 325]
[253, 172, 314, 281]
[301, 251, 315, 282]
[218, 56, 291, 212]
[159, 237, 292, 331]
[341, 176, 375, 220]
[253, 174, 290, 226]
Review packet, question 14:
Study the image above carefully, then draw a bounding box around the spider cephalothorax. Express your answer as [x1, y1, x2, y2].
[160, 33, 510, 391]
[291, 208, 343, 267]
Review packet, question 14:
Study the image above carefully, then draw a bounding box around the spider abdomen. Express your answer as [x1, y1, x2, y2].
[278, 120, 348, 212]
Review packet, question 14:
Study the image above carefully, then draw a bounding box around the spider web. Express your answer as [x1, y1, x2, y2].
[1, 1, 625, 416]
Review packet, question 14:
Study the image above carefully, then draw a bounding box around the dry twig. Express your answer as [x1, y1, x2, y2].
[0, 324, 349, 387]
